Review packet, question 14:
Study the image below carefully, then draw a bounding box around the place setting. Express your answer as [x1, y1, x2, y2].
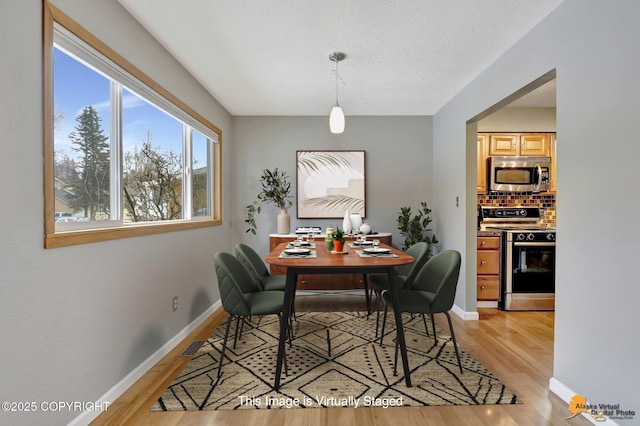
[347, 234, 374, 248]
[286, 234, 316, 249]
[279, 246, 316, 258]
[354, 239, 398, 257]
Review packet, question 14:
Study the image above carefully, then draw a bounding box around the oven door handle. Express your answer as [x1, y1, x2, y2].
[513, 241, 555, 247]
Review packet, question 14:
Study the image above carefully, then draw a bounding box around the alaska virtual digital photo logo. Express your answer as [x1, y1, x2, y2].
[566, 395, 636, 422]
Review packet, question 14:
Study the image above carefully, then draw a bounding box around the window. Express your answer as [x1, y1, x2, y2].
[44, 2, 222, 248]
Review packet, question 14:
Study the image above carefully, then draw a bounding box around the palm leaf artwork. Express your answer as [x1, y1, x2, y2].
[296, 151, 358, 175]
[296, 151, 365, 218]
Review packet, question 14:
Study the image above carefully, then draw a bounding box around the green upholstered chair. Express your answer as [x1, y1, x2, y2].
[235, 243, 286, 291]
[367, 241, 430, 335]
[379, 250, 463, 374]
[214, 251, 288, 377]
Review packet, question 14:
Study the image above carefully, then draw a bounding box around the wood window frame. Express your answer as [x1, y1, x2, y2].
[43, 1, 222, 249]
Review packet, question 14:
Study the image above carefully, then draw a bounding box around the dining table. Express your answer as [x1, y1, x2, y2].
[265, 240, 415, 390]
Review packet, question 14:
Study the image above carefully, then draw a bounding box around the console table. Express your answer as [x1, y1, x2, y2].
[269, 233, 392, 290]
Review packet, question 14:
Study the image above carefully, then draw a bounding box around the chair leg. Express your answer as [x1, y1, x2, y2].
[375, 289, 381, 337]
[291, 291, 297, 321]
[444, 311, 463, 374]
[421, 313, 430, 337]
[233, 315, 242, 349]
[431, 313, 437, 343]
[217, 315, 234, 377]
[379, 302, 389, 346]
[363, 274, 371, 317]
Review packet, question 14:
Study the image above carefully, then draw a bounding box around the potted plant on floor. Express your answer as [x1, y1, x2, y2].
[397, 201, 439, 253]
[245, 168, 293, 234]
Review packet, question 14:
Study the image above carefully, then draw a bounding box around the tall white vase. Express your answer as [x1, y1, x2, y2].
[277, 209, 290, 234]
[342, 209, 352, 234]
[350, 213, 362, 231]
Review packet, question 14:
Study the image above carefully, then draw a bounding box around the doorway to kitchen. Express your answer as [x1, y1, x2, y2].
[468, 69, 557, 315]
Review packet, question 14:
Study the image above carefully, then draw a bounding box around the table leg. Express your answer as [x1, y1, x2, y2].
[387, 267, 412, 387]
[274, 268, 296, 390]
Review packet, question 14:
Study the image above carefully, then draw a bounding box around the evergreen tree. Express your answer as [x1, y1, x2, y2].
[67, 106, 110, 220]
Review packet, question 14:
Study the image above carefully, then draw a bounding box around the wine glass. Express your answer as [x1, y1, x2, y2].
[372, 239, 380, 252]
[307, 232, 315, 245]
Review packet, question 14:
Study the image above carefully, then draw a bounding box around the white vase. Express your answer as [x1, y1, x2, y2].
[277, 209, 290, 234]
[342, 209, 352, 234]
[360, 223, 372, 235]
[350, 213, 362, 231]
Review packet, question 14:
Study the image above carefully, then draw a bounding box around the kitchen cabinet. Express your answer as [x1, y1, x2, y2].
[488, 133, 550, 156]
[477, 134, 489, 194]
[478, 132, 556, 193]
[550, 134, 557, 192]
[269, 233, 392, 290]
[477, 235, 500, 301]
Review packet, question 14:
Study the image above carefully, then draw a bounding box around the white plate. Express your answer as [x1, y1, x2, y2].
[363, 247, 391, 254]
[354, 241, 373, 245]
[284, 248, 311, 255]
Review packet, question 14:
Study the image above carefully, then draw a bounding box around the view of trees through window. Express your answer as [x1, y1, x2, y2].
[53, 45, 213, 225]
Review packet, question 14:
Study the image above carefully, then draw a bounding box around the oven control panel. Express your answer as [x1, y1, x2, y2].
[512, 231, 555, 242]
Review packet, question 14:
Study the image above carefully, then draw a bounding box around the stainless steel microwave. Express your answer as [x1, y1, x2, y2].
[488, 156, 551, 192]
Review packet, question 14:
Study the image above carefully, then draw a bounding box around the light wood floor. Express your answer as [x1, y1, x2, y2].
[91, 294, 589, 425]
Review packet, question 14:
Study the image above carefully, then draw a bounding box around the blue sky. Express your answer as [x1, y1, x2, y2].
[53, 47, 184, 159]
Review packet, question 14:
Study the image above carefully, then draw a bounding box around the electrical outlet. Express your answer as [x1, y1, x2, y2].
[172, 296, 178, 312]
[456, 196, 460, 207]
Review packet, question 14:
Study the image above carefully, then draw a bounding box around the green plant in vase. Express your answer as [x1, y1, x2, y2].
[245, 168, 293, 234]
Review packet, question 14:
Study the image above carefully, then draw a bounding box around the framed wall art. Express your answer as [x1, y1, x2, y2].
[296, 150, 366, 219]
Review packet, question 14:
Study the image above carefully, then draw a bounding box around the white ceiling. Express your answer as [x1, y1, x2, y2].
[117, 0, 562, 116]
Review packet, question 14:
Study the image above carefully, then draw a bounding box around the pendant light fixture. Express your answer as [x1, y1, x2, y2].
[329, 52, 346, 134]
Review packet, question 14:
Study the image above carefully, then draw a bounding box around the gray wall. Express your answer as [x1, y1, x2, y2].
[232, 116, 434, 256]
[478, 107, 556, 132]
[0, 1, 232, 425]
[434, 0, 639, 412]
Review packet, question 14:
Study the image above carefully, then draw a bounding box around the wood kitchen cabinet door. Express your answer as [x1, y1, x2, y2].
[477, 250, 500, 274]
[489, 134, 519, 156]
[477, 235, 501, 302]
[520, 133, 550, 156]
[488, 133, 551, 156]
[477, 276, 500, 301]
[550, 134, 557, 192]
[477, 134, 489, 194]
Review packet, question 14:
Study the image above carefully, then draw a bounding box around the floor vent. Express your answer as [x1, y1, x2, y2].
[180, 340, 205, 357]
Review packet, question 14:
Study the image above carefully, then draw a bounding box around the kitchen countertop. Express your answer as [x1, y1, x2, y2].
[477, 229, 502, 237]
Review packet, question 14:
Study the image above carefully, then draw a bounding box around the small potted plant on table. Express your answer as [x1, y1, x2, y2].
[331, 227, 346, 252]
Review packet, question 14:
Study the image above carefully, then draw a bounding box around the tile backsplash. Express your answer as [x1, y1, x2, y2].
[478, 192, 556, 227]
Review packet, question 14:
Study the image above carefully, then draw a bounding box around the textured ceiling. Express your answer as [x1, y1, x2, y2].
[117, 0, 562, 116]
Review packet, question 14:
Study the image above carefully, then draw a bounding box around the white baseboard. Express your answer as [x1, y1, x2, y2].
[476, 301, 498, 308]
[69, 301, 221, 426]
[452, 303, 479, 320]
[549, 377, 620, 426]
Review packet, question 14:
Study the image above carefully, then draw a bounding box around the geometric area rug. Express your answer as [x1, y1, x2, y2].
[152, 311, 519, 411]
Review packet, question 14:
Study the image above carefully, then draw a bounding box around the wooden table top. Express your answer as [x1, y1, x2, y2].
[265, 242, 414, 269]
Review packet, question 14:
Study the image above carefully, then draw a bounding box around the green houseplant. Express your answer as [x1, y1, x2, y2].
[396, 201, 439, 252]
[245, 168, 293, 234]
[331, 227, 346, 252]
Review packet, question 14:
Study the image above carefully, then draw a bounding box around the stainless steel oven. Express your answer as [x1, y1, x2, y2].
[502, 229, 555, 310]
[480, 206, 556, 311]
